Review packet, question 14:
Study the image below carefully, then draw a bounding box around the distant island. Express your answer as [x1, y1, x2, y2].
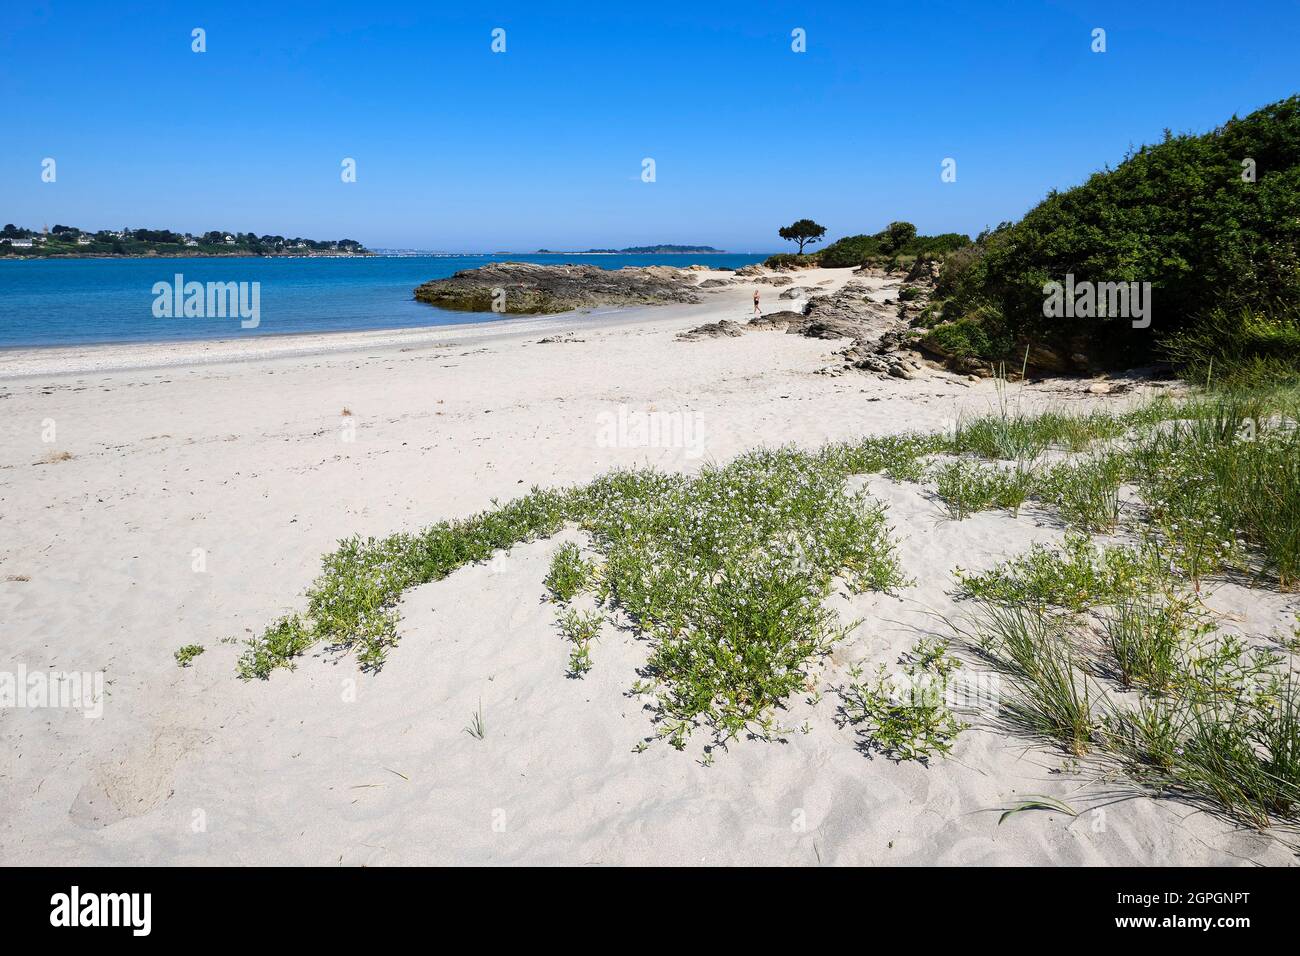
[531, 245, 724, 254]
[0, 224, 370, 258]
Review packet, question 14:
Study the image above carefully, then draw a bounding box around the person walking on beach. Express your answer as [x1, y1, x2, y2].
[753, 289, 761, 318]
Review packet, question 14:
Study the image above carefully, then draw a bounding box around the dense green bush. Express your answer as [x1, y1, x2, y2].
[817, 234, 883, 267]
[762, 252, 816, 270]
[816, 226, 971, 268]
[932, 96, 1300, 372]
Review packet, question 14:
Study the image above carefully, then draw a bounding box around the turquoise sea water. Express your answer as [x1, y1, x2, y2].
[0, 253, 767, 349]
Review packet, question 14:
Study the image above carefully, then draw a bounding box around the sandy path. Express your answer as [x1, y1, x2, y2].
[1, 269, 1294, 865]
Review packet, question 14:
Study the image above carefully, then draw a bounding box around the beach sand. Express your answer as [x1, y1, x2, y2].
[2, 268, 1296, 865]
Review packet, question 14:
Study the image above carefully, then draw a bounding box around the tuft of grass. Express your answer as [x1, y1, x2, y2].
[463, 699, 486, 740]
[970, 603, 1096, 754]
[1100, 592, 1208, 693]
[1035, 452, 1125, 533]
[950, 415, 1050, 462]
[174, 644, 205, 668]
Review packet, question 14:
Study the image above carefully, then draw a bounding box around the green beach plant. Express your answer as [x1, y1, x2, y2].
[931, 459, 1035, 519]
[557, 607, 602, 677]
[546, 542, 592, 602]
[174, 644, 205, 668]
[841, 638, 968, 762]
[955, 534, 1163, 613]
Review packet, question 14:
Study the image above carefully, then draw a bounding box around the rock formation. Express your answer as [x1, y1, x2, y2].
[414, 262, 702, 314]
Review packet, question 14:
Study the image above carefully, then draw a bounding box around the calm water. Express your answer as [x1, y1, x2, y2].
[0, 253, 767, 349]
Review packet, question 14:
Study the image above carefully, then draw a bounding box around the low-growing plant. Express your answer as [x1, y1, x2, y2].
[931, 459, 1034, 519]
[1100, 592, 1208, 693]
[841, 638, 968, 762]
[1035, 453, 1125, 533]
[955, 534, 1162, 612]
[237, 614, 314, 680]
[557, 607, 602, 677]
[174, 644, 205, 667]
[968, 602, 1096, 754]
[546, 542, 592, 602]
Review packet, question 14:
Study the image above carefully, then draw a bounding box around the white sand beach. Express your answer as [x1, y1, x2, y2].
[2, 268, 1296, 866]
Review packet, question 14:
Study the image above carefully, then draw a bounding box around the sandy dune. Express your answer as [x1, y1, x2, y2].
[2, 269, 1295, 865]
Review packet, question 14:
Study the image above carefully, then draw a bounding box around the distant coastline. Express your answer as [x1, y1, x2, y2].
[1, 224, 370, 259]
[0, 250, 374, 261]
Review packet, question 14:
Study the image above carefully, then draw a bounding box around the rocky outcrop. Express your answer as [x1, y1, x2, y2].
[747, 310, 806, 331]
[414, 261, 702, 314]
[676, 319, 746, 340]
[838, 331, 930, 379]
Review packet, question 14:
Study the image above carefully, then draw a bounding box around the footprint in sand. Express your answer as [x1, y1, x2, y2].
[68, 728, 205, 829]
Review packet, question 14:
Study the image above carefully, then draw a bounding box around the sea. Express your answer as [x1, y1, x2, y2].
[0, 253, 768, 349]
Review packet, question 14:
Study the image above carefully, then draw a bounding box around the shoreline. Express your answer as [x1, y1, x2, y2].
[0, 296, 758, 380]
[0, 264, 801, 379]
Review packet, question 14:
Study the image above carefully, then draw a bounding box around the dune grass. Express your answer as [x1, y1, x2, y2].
[964, 592, 1300, 828]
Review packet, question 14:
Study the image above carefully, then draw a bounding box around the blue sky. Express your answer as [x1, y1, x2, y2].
[2, 0, 1296, 251]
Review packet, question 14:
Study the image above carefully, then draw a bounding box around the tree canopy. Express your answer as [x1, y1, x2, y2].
[778, 218, 827, 253]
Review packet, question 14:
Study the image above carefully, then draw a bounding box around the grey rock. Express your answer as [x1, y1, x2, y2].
[677, 319, 746, 341]
[414, 261, 701, 314]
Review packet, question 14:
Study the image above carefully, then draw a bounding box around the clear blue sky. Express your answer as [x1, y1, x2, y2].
[2, 0, 1296, 251]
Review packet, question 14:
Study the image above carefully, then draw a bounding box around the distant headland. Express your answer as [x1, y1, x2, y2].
[530, 245, 724, 255]
[0, 224, 370, 258]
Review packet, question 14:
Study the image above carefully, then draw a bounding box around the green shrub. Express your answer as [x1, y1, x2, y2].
[762, 252, 816, 270]
[937, 96, 1300, 370]
[922, 308, 1011, 361]
[817, 234, 882, 267]
[816, 228, 972, 269]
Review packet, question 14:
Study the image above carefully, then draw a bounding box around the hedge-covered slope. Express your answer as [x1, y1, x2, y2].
[927, 95, 1300, 373]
